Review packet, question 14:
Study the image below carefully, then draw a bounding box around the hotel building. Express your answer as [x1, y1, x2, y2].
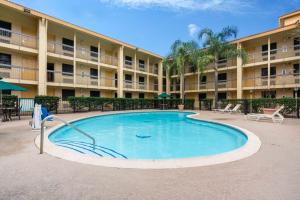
[0, 0, 165, 100]
[0, 1, 299, 109]
[169, 10, 300, 108]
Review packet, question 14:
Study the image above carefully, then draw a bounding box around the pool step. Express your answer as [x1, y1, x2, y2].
[54, 140, 127, 159]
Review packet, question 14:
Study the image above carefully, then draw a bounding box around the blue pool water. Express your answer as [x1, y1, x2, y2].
[49, 112, 248, 160]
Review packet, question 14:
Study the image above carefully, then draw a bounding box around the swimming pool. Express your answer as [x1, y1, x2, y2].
[48, 112, 248, 160]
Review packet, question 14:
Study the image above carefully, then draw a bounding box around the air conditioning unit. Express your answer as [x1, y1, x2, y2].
[0, 72, 10, 78]
[295, 78, 300, 84]
[295, 52, 300, 56]
[270, 80, 276, 85]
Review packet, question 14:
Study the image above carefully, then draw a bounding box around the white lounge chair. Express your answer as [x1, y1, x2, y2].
[228, 104, 241, 114]
[213, 104, 232, 112]
[246, 105, 285, 123]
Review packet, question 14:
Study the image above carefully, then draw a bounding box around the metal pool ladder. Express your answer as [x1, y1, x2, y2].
[40, 115, 96, 154]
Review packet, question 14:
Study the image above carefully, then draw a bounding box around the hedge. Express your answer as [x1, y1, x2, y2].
[34, 96, 60, 112]
[1, 95, 18, 107]
[67, 97, 195, 112]
[219, 98, 300, 116]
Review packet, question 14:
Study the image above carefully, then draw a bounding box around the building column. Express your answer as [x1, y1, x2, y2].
[237, 42, 243, 99]
[73, 33, 77, 87]
[267, 36, 271, 89]
[38, 18, 48, 95]
[166, 70, 170, 94]
[118, 46, 124, 97]
[134, 51, 137, 89]
[147, 57, 150, 90]
[158, 61, 163, 94]
[98, 41, 101, 87]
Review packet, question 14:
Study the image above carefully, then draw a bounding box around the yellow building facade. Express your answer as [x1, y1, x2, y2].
[0, 0, 164, 100]
[170, 10, 300, 108]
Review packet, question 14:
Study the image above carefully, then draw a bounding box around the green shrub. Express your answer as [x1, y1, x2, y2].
[34, 96, 59, 112]
[2, 95, 18, 107]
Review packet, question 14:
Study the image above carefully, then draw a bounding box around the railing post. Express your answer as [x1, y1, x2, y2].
[297, 99, 299, 119]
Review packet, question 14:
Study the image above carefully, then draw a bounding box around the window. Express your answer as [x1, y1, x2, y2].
[270, 66, 276, 77]
[62, 38, 74, 52]
[262, 90, 276, 98]
[114, 92, 118, 98]
[125, 56, 132, 65]
[261, 43, 277, 56]
[125, 92, 132, 98]
[294, 64, 299, 75]
[62, 64, 73, 76]
[0, 20, 12, 37]
[261, 67, 268, 77]
[270, 43, 277, 54]
[217, 56, 227, 64]
[218, 92, 227, 100]
[200, 75, 207, 84]
[139, 93, 144, 99]
[139, 76, 145, 83]
[90, 46, 98, 58]
[47, 63, 54, 82]
[294, 37, 300, 50]
[90, 68, 98, 79]
[198, 93, 207, 100]
[115, 73, 118, 87]
[62, 89, 75, 101]
[90, 91, 100, 97]
[261, 67, 276, 77]
[0, 53, 11, 68]
[218, 73, 227, 82]
[139, 60, 145, 68]
[262, 44, 268, 56]
[125, 74, 132, 81]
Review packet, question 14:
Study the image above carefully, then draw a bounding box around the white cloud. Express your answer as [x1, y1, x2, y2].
[188, 24, 200, 38]
[99, 0, 252, 12]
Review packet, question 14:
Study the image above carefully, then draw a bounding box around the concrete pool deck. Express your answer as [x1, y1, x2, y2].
[1, 110, 300, 199]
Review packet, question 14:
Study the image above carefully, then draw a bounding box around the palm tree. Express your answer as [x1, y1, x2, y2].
[163, 40, 200, 103]
[197, 26, 247, 108]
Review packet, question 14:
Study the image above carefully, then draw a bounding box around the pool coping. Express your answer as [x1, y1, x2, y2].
[34, 110, 261, 169]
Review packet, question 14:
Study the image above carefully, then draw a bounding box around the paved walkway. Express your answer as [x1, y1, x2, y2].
[0, 111, 300, 200]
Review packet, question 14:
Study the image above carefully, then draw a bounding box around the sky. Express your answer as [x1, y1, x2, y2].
[12, 0, 300, 56]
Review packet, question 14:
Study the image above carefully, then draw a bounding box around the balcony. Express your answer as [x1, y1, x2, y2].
[0, 63, 38, 82]
[138, 63, 146, 72]
[100, 76, 117, 88]
[137, 82, 146, 90]
[149, 64, 159, 75]
[149, 84, 159, 91]
[170, 84, 180, 92]
[124, 60, 134, 69]
[246, 45, 300, 65]
[100, 54, 118, 66]
[124, 80, 133, 89]
[0, 28, 38, 49]
[77, 47, 99, 63]
[184, 79, 237, 92]
[47, 41, 74, 57]
[47, 70, 74, 84]
[243, 73, 300, 89]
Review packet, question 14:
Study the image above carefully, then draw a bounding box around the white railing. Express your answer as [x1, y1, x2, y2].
[0, 28, 38, 49]
[0, 63, 38, 81]
[47, 41, 74, 57]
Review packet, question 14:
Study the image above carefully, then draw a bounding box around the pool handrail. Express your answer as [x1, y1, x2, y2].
[40, 115, 96, 154]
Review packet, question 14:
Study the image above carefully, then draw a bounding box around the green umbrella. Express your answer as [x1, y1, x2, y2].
[158, 92, 170, 99]
[158, 93, 170, 110]
[0, 80, 27, 105]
